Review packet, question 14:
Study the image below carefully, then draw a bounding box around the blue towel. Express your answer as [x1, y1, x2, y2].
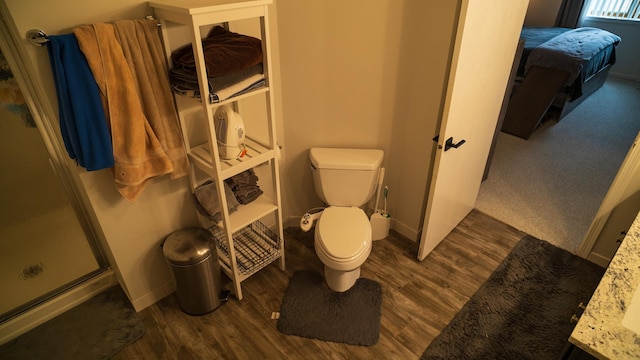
[46, 34, 114, 171]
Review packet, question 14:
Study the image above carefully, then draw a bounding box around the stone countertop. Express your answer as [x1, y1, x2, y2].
[570, 211, 640, 359]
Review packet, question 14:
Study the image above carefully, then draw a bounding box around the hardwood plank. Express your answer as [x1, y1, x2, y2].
[112, 210, 525, 359]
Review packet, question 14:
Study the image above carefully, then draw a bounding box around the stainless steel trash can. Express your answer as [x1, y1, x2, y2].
[162, 227, 223, 315]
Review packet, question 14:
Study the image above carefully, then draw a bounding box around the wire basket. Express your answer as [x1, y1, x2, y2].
[210, 221, 281, 275]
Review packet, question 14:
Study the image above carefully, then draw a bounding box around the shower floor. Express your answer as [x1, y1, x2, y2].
[0, 205, 99, 319]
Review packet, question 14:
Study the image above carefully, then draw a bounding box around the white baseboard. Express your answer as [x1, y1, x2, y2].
[390, 218, 419, 242]
[0, 271, 117, 345]
[587, 252, 611, 268]
[284, 215, 299, 230]
[130, 281, 175, 313]
[609, 72, 640, 82]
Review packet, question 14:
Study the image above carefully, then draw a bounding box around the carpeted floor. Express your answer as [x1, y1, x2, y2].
[277, 270, 382, 346]
[478, 77, 640, 253]
[421, 235, 605, 359]
[0, 286, 145, 360]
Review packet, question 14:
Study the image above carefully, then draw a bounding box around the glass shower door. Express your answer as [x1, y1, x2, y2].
[0, 48, 105, 322]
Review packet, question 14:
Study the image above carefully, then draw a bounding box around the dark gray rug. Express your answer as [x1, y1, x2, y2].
[1, 286, 145, 359]
[421, 235, 605, 360]
[277, 270, 382, 346]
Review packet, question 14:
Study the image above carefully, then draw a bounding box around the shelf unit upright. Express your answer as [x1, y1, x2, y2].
[150, 0, 285, 300]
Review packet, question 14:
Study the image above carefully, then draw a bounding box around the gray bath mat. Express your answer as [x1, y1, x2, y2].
[0, 286, 145, 359]
[277, 270, 382, 346]
[421, 235, 604, 359]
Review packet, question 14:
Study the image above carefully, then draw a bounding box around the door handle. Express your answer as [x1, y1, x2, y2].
[444, 137, 465, 151]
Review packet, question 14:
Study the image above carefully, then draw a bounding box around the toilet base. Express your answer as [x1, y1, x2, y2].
[324, 266, 360, 292]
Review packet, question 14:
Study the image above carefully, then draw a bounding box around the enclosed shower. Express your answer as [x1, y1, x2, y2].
[0, 34, 108, 325]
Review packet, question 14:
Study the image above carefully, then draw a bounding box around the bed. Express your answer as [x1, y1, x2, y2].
[501, 27, 621, 139]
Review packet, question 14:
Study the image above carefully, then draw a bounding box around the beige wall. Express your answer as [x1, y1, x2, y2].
[276, 0, 459, 239]
[4, 0, 459, 310]
[524, 0, 562, 26]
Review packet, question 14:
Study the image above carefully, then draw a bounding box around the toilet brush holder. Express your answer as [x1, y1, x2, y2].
[370, 210, 391, 241]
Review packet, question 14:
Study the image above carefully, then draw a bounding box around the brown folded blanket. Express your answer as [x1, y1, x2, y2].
[171, 26, 263, 77]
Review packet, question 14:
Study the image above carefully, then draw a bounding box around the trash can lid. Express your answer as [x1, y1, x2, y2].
[162, 227, 213, 265]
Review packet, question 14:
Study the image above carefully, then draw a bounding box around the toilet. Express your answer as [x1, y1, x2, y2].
[304, 147, 384, 292]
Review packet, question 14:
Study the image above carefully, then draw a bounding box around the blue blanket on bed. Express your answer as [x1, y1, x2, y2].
[524, 27, 620, 86]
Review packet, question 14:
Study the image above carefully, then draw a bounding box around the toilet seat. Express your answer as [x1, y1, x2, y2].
[315, 206, 371, 262]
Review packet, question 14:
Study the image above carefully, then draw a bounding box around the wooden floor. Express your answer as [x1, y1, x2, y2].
[113, 210, 526, 360]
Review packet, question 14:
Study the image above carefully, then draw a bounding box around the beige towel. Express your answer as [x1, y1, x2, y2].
[74, 23, 173, 201]
[113, 19, 188, 179]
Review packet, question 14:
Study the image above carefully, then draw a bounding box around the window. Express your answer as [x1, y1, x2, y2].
[585, 0, 640, 20]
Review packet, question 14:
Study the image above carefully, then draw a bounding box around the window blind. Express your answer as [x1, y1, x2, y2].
[586, 0, 640, 20]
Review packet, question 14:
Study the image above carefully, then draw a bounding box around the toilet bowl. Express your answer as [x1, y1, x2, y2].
[314, 207, 372, 292]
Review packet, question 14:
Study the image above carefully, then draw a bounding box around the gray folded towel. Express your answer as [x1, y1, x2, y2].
[225, 169, 262, 205]
[193, 180, 240, 223]
[236, 188, 263, 205]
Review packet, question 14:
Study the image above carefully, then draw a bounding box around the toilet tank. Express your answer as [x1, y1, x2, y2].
[310, 148, 384, 207]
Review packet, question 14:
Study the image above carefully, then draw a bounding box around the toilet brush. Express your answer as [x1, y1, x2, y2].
[372, 168, 384, 215]
[383, 186, 388, 216]
[370, 169, 390, 240]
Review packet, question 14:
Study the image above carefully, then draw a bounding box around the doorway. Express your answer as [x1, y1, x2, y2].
[477, 76, 640, 253]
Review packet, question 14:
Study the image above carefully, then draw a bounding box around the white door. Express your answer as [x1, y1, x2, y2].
[418, 0, 530, 260]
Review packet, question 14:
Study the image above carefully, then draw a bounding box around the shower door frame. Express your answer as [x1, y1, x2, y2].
[0, 1, 114, 339]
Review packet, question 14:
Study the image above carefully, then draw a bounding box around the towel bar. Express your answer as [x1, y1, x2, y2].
[26, 29, 48, 46]
[26, 17, 161, 47]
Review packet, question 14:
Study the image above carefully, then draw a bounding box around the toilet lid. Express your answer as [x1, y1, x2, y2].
[316, 207, 371, 259]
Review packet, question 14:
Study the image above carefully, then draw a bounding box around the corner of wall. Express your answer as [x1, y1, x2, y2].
[586, 252, 611, 268]
[129, 280, 175, 312]
[391, 218, 419, 242]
